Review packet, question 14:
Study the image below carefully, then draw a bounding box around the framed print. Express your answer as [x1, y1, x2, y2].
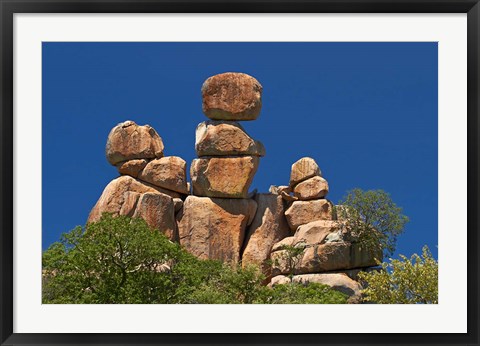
[1, 1, 479, 345]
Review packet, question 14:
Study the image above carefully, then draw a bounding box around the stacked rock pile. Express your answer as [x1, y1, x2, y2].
[176, 72, 265, 263]
[285, 157, 334, 231]
[88, 120, 187, 241]
[87, 72, 383, 301]
[268, 157, 381, 301]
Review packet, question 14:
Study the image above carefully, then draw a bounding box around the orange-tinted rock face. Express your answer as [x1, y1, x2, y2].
[88, 175, 163, 223]
[270, 219, 382, 276]
[176, 196, 257, 263]
[87, 176, 177, 240]
[241, 194, 290, 275]
[285, 199, 334, 231]
[195, 120, 265, 157]
[138, 156, 188, 194]
[106, 120, 164, 165]
[201, 72, 262, 121]
[190, 156, 259, 198]
[132, 192, 177, 241]
[293, 176, 329, 200]
[116, 159, 148, 178]
[289, 157, 321, 187]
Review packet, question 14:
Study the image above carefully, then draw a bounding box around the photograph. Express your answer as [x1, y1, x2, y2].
[41, 42, 438, 305]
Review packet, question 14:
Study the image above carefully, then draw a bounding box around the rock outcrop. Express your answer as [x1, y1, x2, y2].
[88, 175, 177, 240]
[177, 196, 257, 263]
[241, 193, 290, 275]
[132, 192, 177, 241]
[87, 72, 382, 303]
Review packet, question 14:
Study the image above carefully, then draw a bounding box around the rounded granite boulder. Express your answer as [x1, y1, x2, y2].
[201, 72, 262, 121]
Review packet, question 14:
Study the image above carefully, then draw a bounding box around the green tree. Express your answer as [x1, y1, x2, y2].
[358, 246, 438, 304]
[43, 214, 347, 304]
[187, 264, 267, 304]
[263, 282, 348, 304]
[337, 188, 409, 258]
[42, 214, 223, 304]
[275, 244, 306, 279]
[189, 265, 348, 304]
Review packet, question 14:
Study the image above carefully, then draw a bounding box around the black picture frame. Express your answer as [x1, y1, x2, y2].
[1, 1, 479, 345]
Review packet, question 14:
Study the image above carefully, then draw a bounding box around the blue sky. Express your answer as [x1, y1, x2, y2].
[42, 42, 438, 259]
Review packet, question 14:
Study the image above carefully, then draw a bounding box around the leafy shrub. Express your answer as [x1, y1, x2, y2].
[358, 246, 438, 304]
[43, 214, 347, 304]
[337, 188, 409, 259]
[261, 282, 348, 304]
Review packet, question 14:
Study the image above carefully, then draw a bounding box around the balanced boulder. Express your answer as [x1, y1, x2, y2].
[284, 199, 334, 231]
[177, 196, 257, 263]
[289, 157, 321, 187]
[116, 159, 148, 178]
[139, 156, 188, 194]
[195, 120, 265, 157]
[293, 176, 329, 200]
[201, 72, 262, 121]
[106, 120, 164, 165]
[190, 156, 259, 198]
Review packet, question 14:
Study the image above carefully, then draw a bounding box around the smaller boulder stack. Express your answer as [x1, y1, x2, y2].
[268, 157, 381, 302]
[89, 120, 189, 241]
[284, 157, 333, 231]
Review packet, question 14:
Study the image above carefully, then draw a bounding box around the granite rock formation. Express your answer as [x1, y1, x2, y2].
[87, 72, 382, 302]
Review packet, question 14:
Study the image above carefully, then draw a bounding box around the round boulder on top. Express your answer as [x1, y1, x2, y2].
[106, 120, 164, 165]
[201, 72, 263, 121]
[289, 157, 321, 187]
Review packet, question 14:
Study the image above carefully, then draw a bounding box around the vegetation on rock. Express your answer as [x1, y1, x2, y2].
[337, 188, 409, 259]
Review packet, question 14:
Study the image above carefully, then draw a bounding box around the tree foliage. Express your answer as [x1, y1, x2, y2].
[262, 282, 348, 304]
[358, 246, 438, 304]
[275, 244, 306, 279]
[337, 188, 409, 259]
[42, 214, 223, 304]
[43, 214, 347, 304]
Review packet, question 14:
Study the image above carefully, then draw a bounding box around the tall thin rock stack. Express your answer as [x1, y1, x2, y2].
[177, 72, 265, 263]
